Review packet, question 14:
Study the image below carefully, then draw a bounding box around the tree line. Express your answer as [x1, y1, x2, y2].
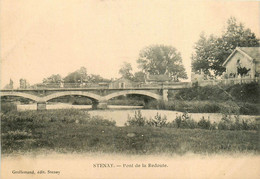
[192, 17, 259, 77]
[5, 16, 258, 89]
[116, 17, 259, 82]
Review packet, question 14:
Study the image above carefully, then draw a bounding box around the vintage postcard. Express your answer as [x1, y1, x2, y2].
[1, 0, 259, 178]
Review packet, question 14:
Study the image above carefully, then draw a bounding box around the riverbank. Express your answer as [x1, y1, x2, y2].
[1, 109, 259, 155]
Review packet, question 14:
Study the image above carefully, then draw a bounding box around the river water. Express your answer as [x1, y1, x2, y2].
[17, 103, 258, 126]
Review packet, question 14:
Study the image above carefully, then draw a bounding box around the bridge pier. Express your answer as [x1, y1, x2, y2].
[37, 102, 47, 110]
[162, 89, 168, 102]
[92, 100, 108, 110]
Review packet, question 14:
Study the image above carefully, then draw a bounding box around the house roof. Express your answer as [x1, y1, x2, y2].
[146, 74, 171, 82]
[223, 47, 260, 66]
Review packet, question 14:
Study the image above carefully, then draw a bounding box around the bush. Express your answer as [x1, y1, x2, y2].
[172, 112, 197, 129]
[198, 117, 211, 129]
[146, 113, 167, 128]
[218, 114, 258, 130]
[125, 111, 146, 127]
[1, 102, 17, 113]
[1, 109, 116, 127]
[125, 110, 258, 131]
[229, 82, 260, 103]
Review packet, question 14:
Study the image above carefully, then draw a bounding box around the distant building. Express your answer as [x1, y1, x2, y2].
[109, 77, 135, 89]
[19, 79, 30, 89]
[223, 47, 260, 78]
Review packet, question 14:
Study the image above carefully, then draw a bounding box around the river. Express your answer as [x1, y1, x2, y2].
[17, 103, 258, 126]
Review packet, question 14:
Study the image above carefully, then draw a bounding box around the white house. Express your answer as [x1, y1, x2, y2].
[109, 77, 135, 89]
[223, 47, 260, 78]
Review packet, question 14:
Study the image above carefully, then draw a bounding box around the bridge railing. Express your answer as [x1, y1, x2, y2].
[196, 77, 259, 87]
[1, 82, 192, 90]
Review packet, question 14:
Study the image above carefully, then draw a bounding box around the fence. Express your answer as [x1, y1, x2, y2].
[197, 77, 259, 87]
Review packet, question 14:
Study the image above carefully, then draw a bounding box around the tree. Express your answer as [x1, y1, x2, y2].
[192, 17, 259, 76]
[119, 62, 133, 80]
[88, 74, 110, 83]
[43, 74, 62, 84]
[137, 45, 187, 80]
[63, 67, 88, 83]
[223, 17, 259, 48]
[191, 33, 225, 76]
[3, 79, 14, 89]
[132, 71, 146, 82]
[237, 67, 250, 77]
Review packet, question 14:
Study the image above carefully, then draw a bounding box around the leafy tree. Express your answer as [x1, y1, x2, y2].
[192, 17, 259, 76]
[237, 67, 250, 77]
[119, 62, 133, 80]
[132, 71, 146, 82]
[88, 74, 110, 83]
[223, 17, 259, 48]
[137, 44, 187, 80]
[191, 33, 225, 76]
[43, 74, 62, 84]
[63, 67, 88, 83]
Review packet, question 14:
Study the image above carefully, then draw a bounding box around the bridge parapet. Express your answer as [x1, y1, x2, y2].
[1, 84, 190, 110]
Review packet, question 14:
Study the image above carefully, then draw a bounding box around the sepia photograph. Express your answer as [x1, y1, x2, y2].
[1, 0, 259, 178]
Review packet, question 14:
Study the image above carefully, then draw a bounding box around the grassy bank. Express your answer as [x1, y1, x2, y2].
[172, 82, 260, 103]
[150, 82, 260, 115]
[144, 100, 260, 115]
[1, 109, 259, 155]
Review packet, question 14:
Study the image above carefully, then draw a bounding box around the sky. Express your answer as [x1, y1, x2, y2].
[1, 0, 259, 87]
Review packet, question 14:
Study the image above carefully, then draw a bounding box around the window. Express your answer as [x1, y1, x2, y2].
[236, 59, 241, 68]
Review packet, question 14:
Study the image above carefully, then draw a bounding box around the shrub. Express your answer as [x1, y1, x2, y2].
[198, 117, 211, 129]
[125, 111, 146, 127]
[125, 110, 258, 131]
[84, 115, 116, 126]
[172, 112, 197, 129]
[146, 113, 167, 128]
[0, 109, 116, 127]
[229, 82, 260, 103]
[1, 102, 17, 113]
[218, 114, 258, 130]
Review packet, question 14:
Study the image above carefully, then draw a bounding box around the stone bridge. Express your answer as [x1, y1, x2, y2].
[0, 83, 191, 110]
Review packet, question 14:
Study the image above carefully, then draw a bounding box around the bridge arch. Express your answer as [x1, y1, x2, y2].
[0, 92, 40, 102]
[42, 91, 103, 102]
[103, 90, 162, 101]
